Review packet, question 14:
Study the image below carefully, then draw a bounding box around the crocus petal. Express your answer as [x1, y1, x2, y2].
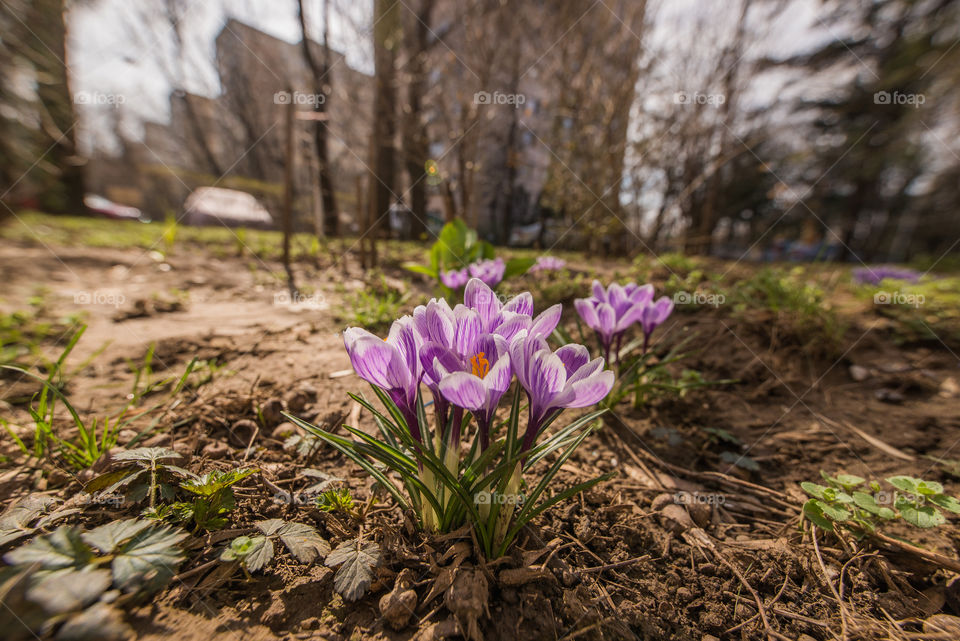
[387, 316, 422, 381]
[591, 280, 607, 303]
[596, 303, 617, 337]
[574, 298, 600, 331]
[346, 335, 409, 391]
[494, 313, 531, 341]
[552, 370, 615, 408]
[555, 343, 590, 376]
[420, 342, 462, 385]
[566, 357, 605, 385]
[464, 278, 501, 330]
[503, 292, 534, 316]
[424, 300, 455, 346]
[528, 350, 567, 402]
[438, 372, 487, 411]
[614, 300, 648, 333]
[454, 305, 482, 357]
[530, 304, 562, 337]
[632, 284, 654, 306]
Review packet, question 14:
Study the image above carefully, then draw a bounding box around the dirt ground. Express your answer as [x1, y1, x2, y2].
[2, 236, 960, 641]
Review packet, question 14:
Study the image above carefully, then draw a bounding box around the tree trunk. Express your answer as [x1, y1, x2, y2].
[297, 0, 339, 237]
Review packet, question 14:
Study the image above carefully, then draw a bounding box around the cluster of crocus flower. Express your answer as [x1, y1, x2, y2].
[529, 255, 566, 273]
[574, 280, 674, 363]
[439, 257, 506, 290]
[852, 266, 922, 286]
[341, 278, 614, 536]
[345, 279, 612, 453]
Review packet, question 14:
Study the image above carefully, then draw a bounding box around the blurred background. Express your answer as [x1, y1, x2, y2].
[1, 0, 958, 264]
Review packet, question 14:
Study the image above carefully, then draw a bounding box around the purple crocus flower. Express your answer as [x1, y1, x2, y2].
[440, 267, 470, 290]
[433, 334, 513, 450]
[852, 266, 921, 286]
[468, 258, 506, 288]
[640, 296, 674, 352]
[510, 332, 614, 453]
[530, 256, 566, 273]
[574, 281, 655, 361]
[343, 317, 424, 441]
[463, 278, 561, 342]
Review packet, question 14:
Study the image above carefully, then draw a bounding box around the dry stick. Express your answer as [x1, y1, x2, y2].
[812, 528, 850, 641]
[868, 529, 960, 574]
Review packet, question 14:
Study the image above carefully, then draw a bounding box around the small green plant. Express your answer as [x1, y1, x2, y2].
[3, 330, 197, 469]
[402, 219, 533, 293]
[151, 468, 256, 531]
[86, 447, 195, 508]
[220, 518, 329, 576]
[801, 471, 960, 534]
[337, 276, 412, 333]
[316, 487, 356, 515]
[1, 519, 188, 638]
[731, 267, 845, 354]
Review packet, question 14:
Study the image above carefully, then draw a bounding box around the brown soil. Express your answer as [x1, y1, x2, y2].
[2, 238, 960, 641]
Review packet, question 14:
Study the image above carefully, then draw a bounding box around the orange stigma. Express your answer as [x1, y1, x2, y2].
[470, 352, 490, 379]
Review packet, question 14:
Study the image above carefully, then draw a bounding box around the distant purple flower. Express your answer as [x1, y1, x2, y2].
[440, 267, 469, 290]
[640, 296, 674, 352]
[468, 258, 506, 288]
[853, 266, 921, 286]
[575, 280, 658, 361]
[343, 317, 423, 441]
[510, 332, 614, 452]
[530, 256, 566, 273]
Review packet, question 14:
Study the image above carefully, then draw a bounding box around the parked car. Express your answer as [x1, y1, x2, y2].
[182, 187, 274, 229]
[84, 194, 148, 222]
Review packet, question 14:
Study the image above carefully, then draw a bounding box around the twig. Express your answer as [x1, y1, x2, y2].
[812, 528, 850, 641]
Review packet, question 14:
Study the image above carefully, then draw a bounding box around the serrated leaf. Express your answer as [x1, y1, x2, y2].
[276, 522, 330, 563]
[325, 539, 380, 601]
[81, 519, 154, 554]
[55, 602, 133, 641]
[84, 469, 138, 495]
[803, 499, 834, 531]
[26, 568, 111, 615]
[4, 527, 93, 570]
[222, 535, 273, 572]
[0, 495, 59, 531]
[110, 524, 188, 591]
[929, 494, 960, 514]
[896, 497, 945, 528]
[113, 447, 181, 463]
[181, 468, 255, 496]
